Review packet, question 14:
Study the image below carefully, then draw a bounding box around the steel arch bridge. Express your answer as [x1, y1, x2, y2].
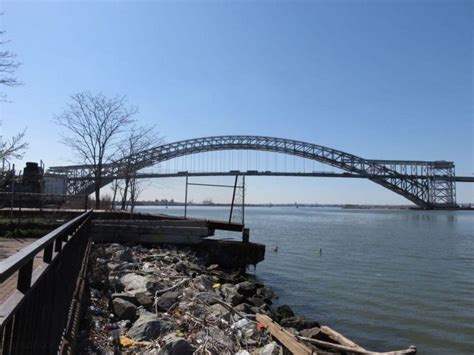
[49, 135, 458, 209]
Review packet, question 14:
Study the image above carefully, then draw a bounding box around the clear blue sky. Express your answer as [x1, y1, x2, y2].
[0, 0, 472, 204]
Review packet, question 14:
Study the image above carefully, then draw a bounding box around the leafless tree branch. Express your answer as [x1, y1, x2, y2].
[54, 92, 136, 208]
[117, 125, 162, 210]
[0, 26, 21, 101]
[0, 128, 29, 161]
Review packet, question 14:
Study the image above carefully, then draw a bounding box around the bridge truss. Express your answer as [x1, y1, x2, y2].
[49, 135, 460, 209]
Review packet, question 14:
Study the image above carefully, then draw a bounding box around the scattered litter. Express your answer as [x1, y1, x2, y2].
[118, 335, 148, 348]
[77, 243, 415, 354]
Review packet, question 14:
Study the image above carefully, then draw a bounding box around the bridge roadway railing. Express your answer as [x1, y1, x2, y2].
[0, 210, 93, 354]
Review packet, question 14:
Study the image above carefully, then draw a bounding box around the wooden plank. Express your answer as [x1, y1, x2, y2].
[298, 336, 417, 355]
[320, 325, 366, 351]
[256, 314, 312, 355]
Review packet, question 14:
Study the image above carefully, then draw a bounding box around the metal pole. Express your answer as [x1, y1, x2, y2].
[18, 195, 21, 228]
[229, 175, 238, 223]
[10, 164, 15, 223]
[184, 174, 188, 218]
[242, 175, 245, 226]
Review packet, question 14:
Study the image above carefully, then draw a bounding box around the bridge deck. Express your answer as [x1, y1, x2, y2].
[91, 171, 474, 182]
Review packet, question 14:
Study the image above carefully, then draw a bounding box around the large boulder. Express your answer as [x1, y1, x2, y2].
[221, 283, 243, 306]
[116, 248, 134, 262]
[272, 304, 294, 322]
[174, 261, 187, 273]
[256, 286, 275, 300]
[234, 303, 253, 314]
[237, 281, 257, 297]
[145, 279, 162, 293]
[135, 290, 154, 308]
[126, 311, 173, 341]
[247, 297, 265, 308]
[159, 334, 195, 355]
[156, 291, 179, 312]
[194, 292, 219, 305]
[121, 273, 149, 293]
[208, 303, 231, 322]
[112, 297, 137, 321]
[256, 342, 283, 355]
[111, 292, 138, 305]
[280, 316, 320, 331]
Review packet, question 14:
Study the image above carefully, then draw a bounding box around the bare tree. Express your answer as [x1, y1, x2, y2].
[54, 92, 137, 208]
[128, 176, 151, 213]
[110, 178, 123, 209]
[0, 128, 28, 161]
[0, 17, 26, 162]
[0, 24, 21, 101]
[116, 125, 160, 210]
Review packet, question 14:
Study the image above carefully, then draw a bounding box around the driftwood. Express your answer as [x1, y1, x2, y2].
[320, 325, 366, 351]
[256, 314, 313, 355]
[297, 336, 417, 355]
[257, 313, 417, 355]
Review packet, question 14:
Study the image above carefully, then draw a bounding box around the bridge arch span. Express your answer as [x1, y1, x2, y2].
[50, 135, 457, 208]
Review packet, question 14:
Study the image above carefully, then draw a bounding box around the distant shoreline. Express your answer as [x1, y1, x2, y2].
[135, 202, 474, 210]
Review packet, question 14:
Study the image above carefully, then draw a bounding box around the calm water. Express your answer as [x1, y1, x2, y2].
[136, 206, 474, 354]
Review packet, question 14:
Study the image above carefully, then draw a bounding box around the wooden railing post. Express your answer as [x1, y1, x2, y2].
[17, 259, 33, 293]
[43, 243, 53, 263]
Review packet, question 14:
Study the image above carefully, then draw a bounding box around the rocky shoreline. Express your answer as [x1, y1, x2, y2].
[78, 242, 332, 354]
[78, 243, 416, 355]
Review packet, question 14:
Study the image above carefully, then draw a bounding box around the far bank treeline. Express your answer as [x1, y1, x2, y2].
[133, 200, 413, 210]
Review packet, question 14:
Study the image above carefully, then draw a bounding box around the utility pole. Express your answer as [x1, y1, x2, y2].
[242, 175, 245, 225]
[229, 175, 239, 223]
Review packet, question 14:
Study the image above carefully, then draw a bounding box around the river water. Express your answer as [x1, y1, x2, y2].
[136, 205, 474, 354]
